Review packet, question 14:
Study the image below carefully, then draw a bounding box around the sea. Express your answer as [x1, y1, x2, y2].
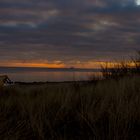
[0, 67, 101, 82]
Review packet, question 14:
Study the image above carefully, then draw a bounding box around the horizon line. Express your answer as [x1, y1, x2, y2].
[0, 66, 101, 70]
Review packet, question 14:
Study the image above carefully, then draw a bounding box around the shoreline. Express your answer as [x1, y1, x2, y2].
[0, 66, 101, 72]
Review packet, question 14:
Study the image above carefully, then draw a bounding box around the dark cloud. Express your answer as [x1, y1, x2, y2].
[0, 0, 140, 67]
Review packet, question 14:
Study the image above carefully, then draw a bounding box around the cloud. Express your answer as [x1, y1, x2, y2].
[0, 0, 140, 67]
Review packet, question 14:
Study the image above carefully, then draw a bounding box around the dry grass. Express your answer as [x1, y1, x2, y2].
[100, 51, 140, 80]
[0, 76, 140, 140]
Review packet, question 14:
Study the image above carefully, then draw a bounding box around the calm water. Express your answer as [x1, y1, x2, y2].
[0, 67, 101, 82]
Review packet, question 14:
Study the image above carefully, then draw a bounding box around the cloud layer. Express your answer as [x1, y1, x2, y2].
[0, 0, 140, 68]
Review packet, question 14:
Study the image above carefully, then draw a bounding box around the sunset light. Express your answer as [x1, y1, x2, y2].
[0, 1, 140, 139]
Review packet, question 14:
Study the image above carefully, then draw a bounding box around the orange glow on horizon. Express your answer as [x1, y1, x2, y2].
[0, 62, 65, 68]
[0, 61, 136, 69]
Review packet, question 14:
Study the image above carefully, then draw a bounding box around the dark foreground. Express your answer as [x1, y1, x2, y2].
[0, 76, 140, 140]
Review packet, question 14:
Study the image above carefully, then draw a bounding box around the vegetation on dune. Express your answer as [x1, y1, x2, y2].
[101, 51, 140, 79]
[0, 51, 140, 140]
[0, 76, 140, 140]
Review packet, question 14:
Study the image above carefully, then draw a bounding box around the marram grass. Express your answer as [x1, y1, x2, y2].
[0, 76, 140, 140]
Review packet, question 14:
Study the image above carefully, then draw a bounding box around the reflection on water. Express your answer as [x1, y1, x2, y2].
[0, 67, 102, 82]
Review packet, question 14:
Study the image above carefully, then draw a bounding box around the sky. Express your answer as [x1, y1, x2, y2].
[0, 0, 140, 68]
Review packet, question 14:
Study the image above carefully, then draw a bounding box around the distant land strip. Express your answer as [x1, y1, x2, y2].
[0, 66, 101, 73]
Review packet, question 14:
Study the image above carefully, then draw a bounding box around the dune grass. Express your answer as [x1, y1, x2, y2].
[0, 76, 140, 140]
[101, 51, 140, 80]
